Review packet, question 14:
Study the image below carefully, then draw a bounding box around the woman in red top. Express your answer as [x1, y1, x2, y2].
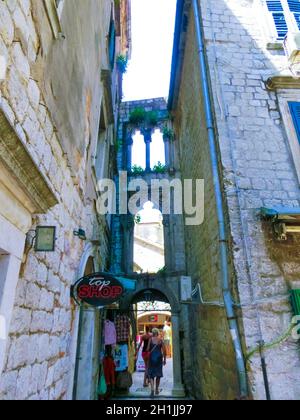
[136, 326, 152, 387]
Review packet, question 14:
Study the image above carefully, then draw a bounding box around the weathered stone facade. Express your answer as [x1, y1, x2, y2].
[170, 0, 300, 400]
[0, 0, 130, 400]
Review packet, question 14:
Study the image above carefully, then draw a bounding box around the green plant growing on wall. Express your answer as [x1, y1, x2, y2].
[116, 55, 128, 74]
[129, 108, 147, 125]
[162, 126, 175, 141]
[115, 139, 123, 153]
[153, 162, 167, 174]
[147, 111, 158, 127]
[131, 165, 145, 175]
[129, 108, 159, 128]
[157, 266, 167, 276]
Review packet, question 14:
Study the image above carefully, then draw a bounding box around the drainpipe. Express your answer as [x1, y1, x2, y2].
[192, 0, 248, 398]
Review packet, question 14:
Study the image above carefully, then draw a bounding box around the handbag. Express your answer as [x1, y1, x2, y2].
[116, 371, 133, 390]
[98, 365, 107, 396]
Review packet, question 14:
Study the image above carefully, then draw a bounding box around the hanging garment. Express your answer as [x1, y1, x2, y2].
[103, 356, 116, 386]
[115, 315, 130, 343]
[128, 339, 135, 375]
[116, 371, 133, 390]
[114, 344, 129, 372]
[104, 320, 117, 346]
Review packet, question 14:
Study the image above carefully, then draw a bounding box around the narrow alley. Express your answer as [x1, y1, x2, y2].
[0, 0, 300, 403]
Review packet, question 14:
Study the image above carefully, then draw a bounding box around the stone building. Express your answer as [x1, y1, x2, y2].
[1, 0, 300, 402]
[169, 0, 300, 400]
[0, 0, 131, 400]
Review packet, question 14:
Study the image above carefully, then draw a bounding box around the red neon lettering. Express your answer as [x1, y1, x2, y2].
[78, 285, 90, 298]
[111, 286, 123, 298]
[78, 284, 123, 300]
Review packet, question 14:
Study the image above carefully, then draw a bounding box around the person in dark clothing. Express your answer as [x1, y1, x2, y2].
[147, 328, 167, 398]
[136, 326, 152, 387]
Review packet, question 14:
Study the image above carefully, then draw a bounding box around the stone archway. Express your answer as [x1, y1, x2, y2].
[119, 276, 185, 397]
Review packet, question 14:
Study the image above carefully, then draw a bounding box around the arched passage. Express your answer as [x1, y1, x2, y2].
[119, 279, 184, 398]
[134, 202, 165, 274]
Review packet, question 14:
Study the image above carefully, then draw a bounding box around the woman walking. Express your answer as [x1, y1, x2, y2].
[147, 328, 167, 398]
[136, 326, 152, 387]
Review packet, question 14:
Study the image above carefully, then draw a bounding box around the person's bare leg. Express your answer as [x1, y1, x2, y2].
[150, 378, 155, 397]
[143, 359, 149, 386]
[155, 378, 161, 395]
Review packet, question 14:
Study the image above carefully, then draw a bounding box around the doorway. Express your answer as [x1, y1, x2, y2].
[120, 288, 175, 399]
[73, 256, 102, 401]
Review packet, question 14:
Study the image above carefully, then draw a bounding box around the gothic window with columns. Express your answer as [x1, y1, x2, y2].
[130, 129, 166, 172]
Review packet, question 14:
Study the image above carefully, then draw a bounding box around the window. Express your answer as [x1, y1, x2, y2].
[278, 96, 300, 184]
[134, 202, 165, 274]
[108, 20, 116, 70]
[267, 1, 288, 39]
[131, 129, 166, 172]
[93, 107, 109, 181]
[289, 102, 300, 141]
[288, 0, 300, 29]
[265, 0, 300, 40]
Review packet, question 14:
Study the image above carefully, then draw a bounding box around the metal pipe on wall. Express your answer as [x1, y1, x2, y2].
[192, 0, 248, 398]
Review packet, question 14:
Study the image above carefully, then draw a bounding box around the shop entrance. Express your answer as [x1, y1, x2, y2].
[98, 285, 184, 400]
[130, 293, 174, 399]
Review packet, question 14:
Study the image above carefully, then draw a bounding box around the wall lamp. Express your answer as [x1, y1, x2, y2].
[73, 229, 87, 241]
[26, 226, 57, 252]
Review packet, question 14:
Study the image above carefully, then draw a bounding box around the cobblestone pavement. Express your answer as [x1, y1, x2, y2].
[129, 358, 174, 399]
[114, 359, 180, 400]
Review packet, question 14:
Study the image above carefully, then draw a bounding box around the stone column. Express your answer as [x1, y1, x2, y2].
[172, 312, 185, 397]
[126, 132, 133, 172]
[163, 135, 171, 168]
[142, 128, 153, 172]
[122, 215, 135, 274]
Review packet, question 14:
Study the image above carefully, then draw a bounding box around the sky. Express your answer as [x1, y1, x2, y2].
[124, 0, 177, 168]
[122, 0, 177, 101]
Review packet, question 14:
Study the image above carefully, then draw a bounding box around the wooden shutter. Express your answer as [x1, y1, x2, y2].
[108, 20, 116, 70]
[291, 290, 300, 315]
[288, 0, 300, 30]
[267, 1, 289, 39]
[289, 102, 300, 142]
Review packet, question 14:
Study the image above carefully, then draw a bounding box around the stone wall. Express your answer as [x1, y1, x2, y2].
[174, 0, 300, 400]
[174, 6, 239, 400]
[201, 0, 300, 400]
[0, 0, 117, 400]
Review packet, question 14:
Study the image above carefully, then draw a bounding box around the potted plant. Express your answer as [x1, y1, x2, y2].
[131, 165, 145, 175]
[129, 108, 147, 126]
[153, 162, 167, 174]
[116, 54, 128, 74]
